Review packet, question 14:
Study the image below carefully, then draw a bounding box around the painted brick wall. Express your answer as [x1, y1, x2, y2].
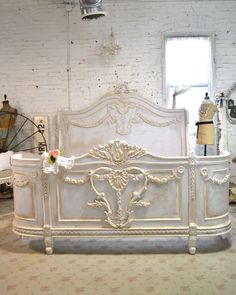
[0, 0, 236, 148]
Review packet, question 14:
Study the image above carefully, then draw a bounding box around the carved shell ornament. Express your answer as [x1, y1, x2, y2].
[89, 139, 146, 165]
[108, 170, 129, 191]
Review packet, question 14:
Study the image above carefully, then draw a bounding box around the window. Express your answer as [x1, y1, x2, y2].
[164, 36, 213, 151]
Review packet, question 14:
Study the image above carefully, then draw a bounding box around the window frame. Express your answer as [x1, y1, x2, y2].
[162, 34, 216, 107]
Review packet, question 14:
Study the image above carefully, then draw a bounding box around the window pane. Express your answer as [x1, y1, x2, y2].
[165, 37, 212, 86]
[165, 36, 213, 154]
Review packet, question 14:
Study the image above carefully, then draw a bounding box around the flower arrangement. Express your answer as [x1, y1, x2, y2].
[48, 149, 62, 164]
[42, 148, 74, 174]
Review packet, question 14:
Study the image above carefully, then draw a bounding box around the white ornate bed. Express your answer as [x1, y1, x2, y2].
[11, 88, 231, 254]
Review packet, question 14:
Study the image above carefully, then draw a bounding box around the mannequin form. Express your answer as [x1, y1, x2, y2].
[0, 94, 17, 129]
[0, 95, 17, 152]
[196, 93, 217, 155]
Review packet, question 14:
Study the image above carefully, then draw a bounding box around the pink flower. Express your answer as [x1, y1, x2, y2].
[50, 149, 60, 158]
[48, 149, 62, 164]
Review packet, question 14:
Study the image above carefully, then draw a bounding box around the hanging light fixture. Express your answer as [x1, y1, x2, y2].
[64, 0, 107, 19]
[80, 0, 106, 19]
[101, 28, 121, 56]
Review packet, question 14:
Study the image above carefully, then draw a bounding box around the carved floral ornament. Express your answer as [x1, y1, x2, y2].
[89, 139, 146, 165]
[64, 140, 185, 228]
[65, 165, 184, 228]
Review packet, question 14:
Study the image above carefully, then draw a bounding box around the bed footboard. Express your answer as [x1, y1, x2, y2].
[11, 140, 231, 254]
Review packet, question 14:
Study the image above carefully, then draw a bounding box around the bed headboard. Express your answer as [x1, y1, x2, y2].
[58, 88, 189, 157]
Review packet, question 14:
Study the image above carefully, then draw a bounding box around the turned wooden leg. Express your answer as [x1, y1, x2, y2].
[43, 225, 53, 255]
[188, 224, 197, 255]
[188, 235, 197, 254]
[44, 236, 53, 255]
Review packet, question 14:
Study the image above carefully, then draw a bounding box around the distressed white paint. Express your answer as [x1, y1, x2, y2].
[11, 90, 231, 254]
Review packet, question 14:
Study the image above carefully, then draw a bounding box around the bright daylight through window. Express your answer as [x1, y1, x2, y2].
[165, 36, 212, 152]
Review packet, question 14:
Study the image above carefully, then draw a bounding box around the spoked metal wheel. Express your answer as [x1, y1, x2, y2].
[0, 111, 48, 154]
[0, 110, 48, 198]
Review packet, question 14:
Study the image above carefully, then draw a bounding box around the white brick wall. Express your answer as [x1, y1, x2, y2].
[0, 0, 236, 148]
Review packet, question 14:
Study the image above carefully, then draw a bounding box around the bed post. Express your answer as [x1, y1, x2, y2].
[41, 164, 54, 254]
[188, 152, 197, 254]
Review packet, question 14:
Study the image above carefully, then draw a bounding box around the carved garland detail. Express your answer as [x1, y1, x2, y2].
[200, 168, 230, 185]
[64, 175, 90, 185]
[64, 97, 180, 135]
[137, 113, 178, 128]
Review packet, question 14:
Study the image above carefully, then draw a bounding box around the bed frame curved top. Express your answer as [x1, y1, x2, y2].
[58, 88, 189, 157]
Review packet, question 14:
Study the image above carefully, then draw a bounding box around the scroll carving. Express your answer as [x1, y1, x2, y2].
[62, 141, 185, 228]
[65, 165, 184, 228]
[62, 88, 181, 135]
[88, 167, 149, 228]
